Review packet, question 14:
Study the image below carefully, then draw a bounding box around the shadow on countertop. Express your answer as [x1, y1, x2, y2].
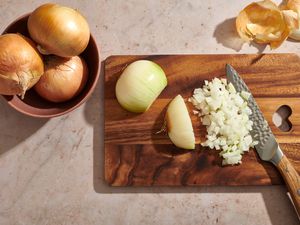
[0, 99, 48, 156]
[83, 59, 299, 225]
[213, 17, 267, 53]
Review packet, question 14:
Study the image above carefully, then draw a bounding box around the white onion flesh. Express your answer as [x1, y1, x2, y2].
[115, 60, 167, 113]
[189, 78, 258, 165]
[166, 95, 195, 150]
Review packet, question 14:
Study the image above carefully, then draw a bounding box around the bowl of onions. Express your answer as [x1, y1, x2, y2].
[0, 4, 100, 118]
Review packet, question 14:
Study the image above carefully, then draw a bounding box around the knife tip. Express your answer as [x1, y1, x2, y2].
[225, 64, 232, 74]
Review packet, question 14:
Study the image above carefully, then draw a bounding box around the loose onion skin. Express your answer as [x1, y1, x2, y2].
[285, 0, 300, 40]
[34, 56, 88, 103]
[236, 0, 291, 49]
[28, 3, 90, 57]
[0, 33, 44, 98]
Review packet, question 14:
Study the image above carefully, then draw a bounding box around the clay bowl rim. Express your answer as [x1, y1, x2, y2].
[1, 13, 100, 118]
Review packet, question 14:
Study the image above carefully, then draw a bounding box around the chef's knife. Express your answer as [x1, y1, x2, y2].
[226, 64, 300, 215]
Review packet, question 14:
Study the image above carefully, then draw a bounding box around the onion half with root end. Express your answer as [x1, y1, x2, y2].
[28, 3, 90, 57]
[115, 60, 167, 113]
[0, 33, 44, 98]
[34, 55, 88, 103]
[166, 95, 195, 150]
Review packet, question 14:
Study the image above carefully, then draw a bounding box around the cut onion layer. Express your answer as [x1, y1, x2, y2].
[166, 95, 195, 150]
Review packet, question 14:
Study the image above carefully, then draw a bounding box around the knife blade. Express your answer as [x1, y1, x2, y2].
[225, 64, 283, 164]
[226, 64, 300, 216]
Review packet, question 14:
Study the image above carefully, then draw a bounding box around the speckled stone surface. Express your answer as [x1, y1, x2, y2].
[0, 0, 299, 224]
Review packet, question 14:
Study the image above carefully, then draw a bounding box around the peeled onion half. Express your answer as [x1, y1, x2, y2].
[0, 33, 44, 98]
[28, 3, 90, 57]
[34, 55, 88, 103]
[166, 95, 195, 150]
[115, 60, 167, 113]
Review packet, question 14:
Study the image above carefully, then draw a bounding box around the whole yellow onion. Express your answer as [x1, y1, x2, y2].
[28, 3, 90, 57]
[0, 33, 44, 98]
[34, 55, 88, 103]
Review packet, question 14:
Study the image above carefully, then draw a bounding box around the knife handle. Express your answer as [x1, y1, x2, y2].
[276, 154, 300, 215]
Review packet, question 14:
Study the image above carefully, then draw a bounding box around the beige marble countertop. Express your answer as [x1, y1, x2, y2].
[0, 0, 300, 224]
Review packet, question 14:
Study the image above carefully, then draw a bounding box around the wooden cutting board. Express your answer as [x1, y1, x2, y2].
[104, 53, 300, 186]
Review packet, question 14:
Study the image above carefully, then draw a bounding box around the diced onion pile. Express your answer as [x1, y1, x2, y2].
[189, 78, 258, 165]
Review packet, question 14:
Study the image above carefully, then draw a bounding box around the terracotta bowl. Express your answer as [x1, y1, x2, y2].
[1, 14, 100, 118]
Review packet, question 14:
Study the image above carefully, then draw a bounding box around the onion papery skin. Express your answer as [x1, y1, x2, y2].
[28, 3, 90, 57]
[34, 55, 88, 103]
[0, 33, 44, 98]
[286, 0, 300, 40]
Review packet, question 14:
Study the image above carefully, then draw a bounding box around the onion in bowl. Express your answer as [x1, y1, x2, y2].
[0, 33, 44, 98]
[28, 3, 90, 57]
[34, 55, 88, 103]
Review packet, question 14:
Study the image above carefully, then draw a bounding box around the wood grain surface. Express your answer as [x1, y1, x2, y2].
[104, 53, 300, 186]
